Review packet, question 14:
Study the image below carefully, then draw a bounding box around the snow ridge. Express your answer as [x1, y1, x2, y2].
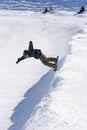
[23, 16, 87, 130]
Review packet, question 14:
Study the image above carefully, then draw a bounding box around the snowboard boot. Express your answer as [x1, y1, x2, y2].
[53, 56, 59, 71]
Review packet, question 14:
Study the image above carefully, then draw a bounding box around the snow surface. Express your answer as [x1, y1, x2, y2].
[0, 9, 87, 130]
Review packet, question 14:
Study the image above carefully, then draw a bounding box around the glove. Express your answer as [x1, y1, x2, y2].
[16, 60, 19, 64]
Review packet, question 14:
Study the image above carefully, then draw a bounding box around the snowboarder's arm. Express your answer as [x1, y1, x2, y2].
[16, 49, 29, 64]
[16, 56, 25, 64]
[28, 41, 34, 54]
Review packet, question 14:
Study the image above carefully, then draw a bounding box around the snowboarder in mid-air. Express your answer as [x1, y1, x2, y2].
[16, 41, 58, 71]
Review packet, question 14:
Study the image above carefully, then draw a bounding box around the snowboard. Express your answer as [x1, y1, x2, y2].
[53, 56, 59, 71]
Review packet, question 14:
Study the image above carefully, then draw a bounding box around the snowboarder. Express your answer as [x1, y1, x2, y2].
[76, 6, 85, 14]
[16, 41, 58, 71]
[80, 6, 85, 13]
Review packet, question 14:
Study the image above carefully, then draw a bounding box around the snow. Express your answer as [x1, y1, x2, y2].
[0, 9, 87, 130]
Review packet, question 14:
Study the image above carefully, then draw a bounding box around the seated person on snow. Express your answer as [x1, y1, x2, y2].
[43, 6, 53, 13]
[80, 6, 85, 13]
[77, 6, 85, 14]
[43, 7, 49, 13]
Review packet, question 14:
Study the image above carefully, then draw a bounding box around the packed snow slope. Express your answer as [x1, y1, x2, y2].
[0, 9, 87, 130]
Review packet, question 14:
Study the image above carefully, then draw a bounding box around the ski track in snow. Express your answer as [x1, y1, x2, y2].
[0, 10, 87, 130]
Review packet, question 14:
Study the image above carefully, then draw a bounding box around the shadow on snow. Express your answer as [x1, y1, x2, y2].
[8, 57, 64, 130]
[8, 69, 55, 130]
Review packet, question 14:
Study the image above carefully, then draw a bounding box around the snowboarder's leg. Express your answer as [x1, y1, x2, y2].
[53, 56, 59, 71]
[46, 57, 57, 64]
[46, 56, 59, 71]
[40, 55, 56, 69]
